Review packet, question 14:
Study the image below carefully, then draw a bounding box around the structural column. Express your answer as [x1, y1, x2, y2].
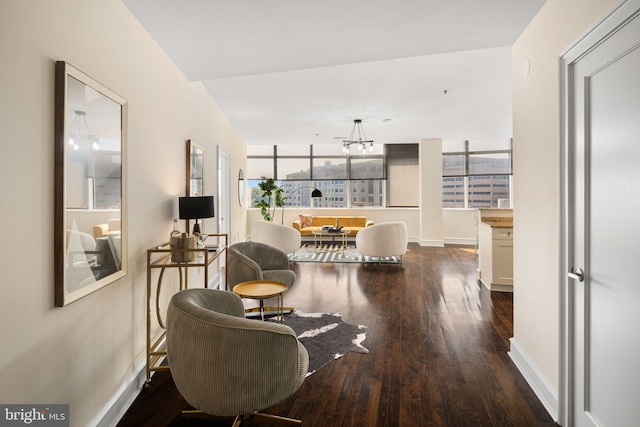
[419, 138, 444, 247]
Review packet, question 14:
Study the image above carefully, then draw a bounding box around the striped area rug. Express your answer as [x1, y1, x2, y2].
[291, 244, 401, 264]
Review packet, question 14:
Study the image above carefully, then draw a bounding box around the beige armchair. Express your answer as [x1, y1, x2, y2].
[251, 220, 301, 255]
[166, 288, 308, 426]
[355, 221, 408, 261]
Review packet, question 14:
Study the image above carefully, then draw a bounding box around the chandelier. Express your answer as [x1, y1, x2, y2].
[342, 119, 374, 154]
[67, 110, 100, 151]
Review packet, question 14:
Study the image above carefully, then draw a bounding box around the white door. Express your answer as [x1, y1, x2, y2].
[562, 2, 640, 426]
[217, 147, 230, 240]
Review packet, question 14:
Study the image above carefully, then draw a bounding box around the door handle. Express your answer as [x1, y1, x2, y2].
[568, 267, 584, 282]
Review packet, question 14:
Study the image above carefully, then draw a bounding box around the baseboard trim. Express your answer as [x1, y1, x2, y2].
[480, 279, 513, 293]
[419, 239, 445, 247]
[443, 237, 476, 246]
[88, 359, 146, 427]
[508, 338, 559, 422]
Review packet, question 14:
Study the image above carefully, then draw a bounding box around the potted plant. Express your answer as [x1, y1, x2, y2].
[254, 177, 284, 222]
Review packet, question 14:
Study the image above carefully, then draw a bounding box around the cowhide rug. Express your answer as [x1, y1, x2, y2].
[272, 311, 369, 376]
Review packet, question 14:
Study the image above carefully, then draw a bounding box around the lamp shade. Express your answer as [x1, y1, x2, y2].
[311, 189, 322, 198]
[179, 196, 214, 220]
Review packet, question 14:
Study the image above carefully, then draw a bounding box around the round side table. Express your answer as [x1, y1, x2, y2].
[232, 280, 287, 322]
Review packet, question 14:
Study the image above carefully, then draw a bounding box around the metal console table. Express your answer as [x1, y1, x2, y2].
[145, 233, 228, 385]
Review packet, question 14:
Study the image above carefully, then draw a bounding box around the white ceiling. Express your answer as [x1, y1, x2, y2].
[122, 0, 545, 145]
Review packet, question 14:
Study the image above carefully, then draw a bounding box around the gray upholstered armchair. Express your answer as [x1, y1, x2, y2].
[227, 241, 296, 289]
[166, 288, 308, 425]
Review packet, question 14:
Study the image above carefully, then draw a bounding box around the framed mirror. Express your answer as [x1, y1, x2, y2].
[186, 140, 204, 197]
[238, 169, 245, 206]
[185, 140, 204, 233]
[54, 61, 128, 307]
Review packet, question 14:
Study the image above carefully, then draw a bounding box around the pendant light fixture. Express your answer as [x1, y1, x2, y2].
[342, 119, 374, 154]
[67, 110, 100, 151]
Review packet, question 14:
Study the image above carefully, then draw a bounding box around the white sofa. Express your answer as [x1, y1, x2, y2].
[355, 222, 408, 261]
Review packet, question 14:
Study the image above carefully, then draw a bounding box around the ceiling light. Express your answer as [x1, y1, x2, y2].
[67, 110, 100, 150]
[342, 119, 374, 154]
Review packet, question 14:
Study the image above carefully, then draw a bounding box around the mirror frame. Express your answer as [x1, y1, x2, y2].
[238, 169, 245, 206]
[186, 139, 204, 197]
[185, 140, 204, 232]
[54, 61, 128, 307]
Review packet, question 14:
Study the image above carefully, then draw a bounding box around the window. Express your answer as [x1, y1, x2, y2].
[247, 140, 510, 210]
[442, 176, 465, 208]
[442, 139, 512, 208]
[247, 144, 387, 208]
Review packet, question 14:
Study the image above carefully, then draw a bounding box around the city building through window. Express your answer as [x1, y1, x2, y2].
[247, 139, 512, 210]
[442, 139, 512, 208]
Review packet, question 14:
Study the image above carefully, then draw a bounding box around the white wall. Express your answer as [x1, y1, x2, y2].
[442, 209, 478, 246]
[0, 1, 246, 426]
[511, 0, 617, 412]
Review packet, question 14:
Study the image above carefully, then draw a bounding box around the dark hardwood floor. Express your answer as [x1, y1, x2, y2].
[118, 244, 557, 427]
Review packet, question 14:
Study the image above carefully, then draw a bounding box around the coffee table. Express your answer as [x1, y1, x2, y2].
[311, 229, 351, 255]
[232, 280, 287, 322]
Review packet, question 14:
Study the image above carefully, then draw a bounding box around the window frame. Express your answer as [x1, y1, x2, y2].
[247, 144, 387, 208]
[442, 139, 513, 209]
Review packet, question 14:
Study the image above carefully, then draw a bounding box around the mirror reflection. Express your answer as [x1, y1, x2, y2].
[188, 140, 204, 196]
[55, 62, 127, 306]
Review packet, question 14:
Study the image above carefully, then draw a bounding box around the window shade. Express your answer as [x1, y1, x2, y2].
[386, 144, 419, 207]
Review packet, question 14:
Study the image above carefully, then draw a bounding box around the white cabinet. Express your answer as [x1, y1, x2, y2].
[479, 224, 513, 292]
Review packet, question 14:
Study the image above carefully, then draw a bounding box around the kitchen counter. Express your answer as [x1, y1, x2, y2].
[481, 217, 513, 228]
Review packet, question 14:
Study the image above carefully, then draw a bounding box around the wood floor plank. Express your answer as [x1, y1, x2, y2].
[118, 245, 558, 427]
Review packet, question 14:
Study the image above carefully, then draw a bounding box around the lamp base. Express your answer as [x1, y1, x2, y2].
[192, 222, 201, 235]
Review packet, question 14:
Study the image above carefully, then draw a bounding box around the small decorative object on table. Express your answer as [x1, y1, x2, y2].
[169, 219, 197, 263]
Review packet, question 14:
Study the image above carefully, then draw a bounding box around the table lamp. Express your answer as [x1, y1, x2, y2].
[179, 196, 214, 235]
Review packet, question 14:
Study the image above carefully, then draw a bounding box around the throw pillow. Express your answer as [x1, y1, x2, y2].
[299, 214, 312, 228]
